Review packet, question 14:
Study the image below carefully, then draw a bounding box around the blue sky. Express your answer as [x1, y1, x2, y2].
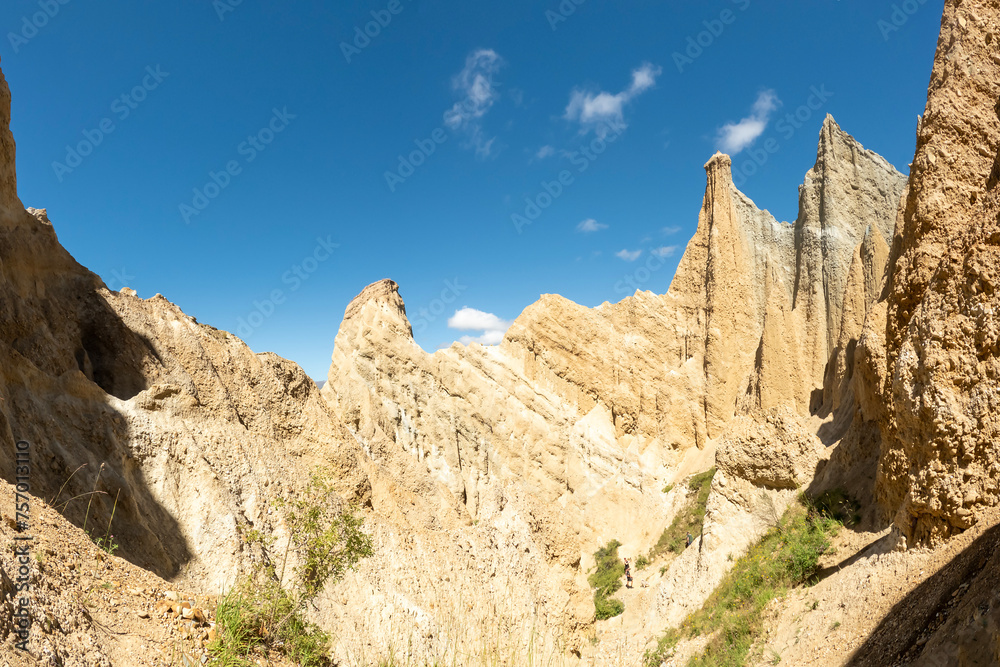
[1, 0, 943, 379]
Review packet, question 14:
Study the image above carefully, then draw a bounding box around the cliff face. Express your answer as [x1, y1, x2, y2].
[320, 126, 903, 559]
[873, 0, 1000, 543]
[0, 65, 351, 593]
[497, 127, 905, 463]
[320, 117, 908, 660]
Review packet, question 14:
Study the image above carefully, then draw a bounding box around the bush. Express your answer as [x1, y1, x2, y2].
[589, 540, 625, 620]
[594, 595, 625, 621]
[210, 468, 374, 666]
[212, 579, 332, 667]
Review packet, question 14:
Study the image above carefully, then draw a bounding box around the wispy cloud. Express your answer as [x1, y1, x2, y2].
[661, 225, 681, 235]
[444, 49, 504, 158]
[535, 145, 555, 160]
[652, 246, 678, 258]
[564, 62, 661, 135]
[716, 90, 780, 155]
[615, 249, 642, 262]
[576, 218, 607, 233]
[448, 307, 511, 346]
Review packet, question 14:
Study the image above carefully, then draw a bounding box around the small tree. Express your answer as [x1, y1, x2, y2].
[212, 468, 374, 666]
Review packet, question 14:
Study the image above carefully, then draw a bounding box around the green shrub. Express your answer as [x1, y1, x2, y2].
[644, 498, 841, 667]
[589, 540, 625, 620]
[210, 468, 374, 666]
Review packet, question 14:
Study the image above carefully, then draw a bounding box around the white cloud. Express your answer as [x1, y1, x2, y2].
[444, 49, 504, 158]
[615, 249, 643, 262]
[448, 307, 511, 346]
[661, 225, 681, 235]
[652, 245, 678, 258]
[716, 90, 780, 155]
[564, 62, 661, 135]
[576, 218, 608, 233]
[535, 145, 555, 160]
[460, 330, 506, 346]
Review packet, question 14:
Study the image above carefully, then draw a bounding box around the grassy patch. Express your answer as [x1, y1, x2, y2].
[649, 468, 716, 561]
[813, 488, 861, 528]
[644, 497, 841, 667]
[211, 579, 332, 667]
[589, 540, 625, 621]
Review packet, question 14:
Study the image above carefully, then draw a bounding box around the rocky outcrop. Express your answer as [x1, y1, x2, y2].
[501, 126, 905, 459]
[0, 64, 351, 592]
[320, 119, 907, 662]
[320, 278, 670, 658]
[874, 0, 1000, 543]
[652, 409, 824, 632]
[716, 408, 824, 491]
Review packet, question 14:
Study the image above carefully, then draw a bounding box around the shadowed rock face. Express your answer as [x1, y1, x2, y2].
[873, 0, 1000, 544]
[0, 65, 343, 587]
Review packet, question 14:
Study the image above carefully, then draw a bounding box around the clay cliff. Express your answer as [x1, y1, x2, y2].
[5, 0, 1000, 661]
[868, 0, 1000, 545]
[322, 119, 906, 522]
[317, 117, 908, 661]
[0, 58, 359, 619]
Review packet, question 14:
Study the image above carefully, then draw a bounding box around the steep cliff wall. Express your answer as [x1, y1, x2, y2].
[0, 65, 353, 593]
[875, 0, 1000, 543]
[320, 117, 907, 663]
[499, 125, 905, 456]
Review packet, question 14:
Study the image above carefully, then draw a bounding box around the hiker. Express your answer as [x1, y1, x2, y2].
[624, 558, 633, 589]
[686, 532, 693, 548]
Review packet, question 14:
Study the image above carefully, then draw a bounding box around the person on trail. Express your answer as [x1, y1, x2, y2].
[624, 558, 633, 589]
[686, 532, 693, 548]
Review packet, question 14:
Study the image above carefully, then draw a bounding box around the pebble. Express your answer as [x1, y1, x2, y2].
[137, 610, 149, 619]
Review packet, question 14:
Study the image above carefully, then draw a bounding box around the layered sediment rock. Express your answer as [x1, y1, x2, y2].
[500, 125, 905, 458]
